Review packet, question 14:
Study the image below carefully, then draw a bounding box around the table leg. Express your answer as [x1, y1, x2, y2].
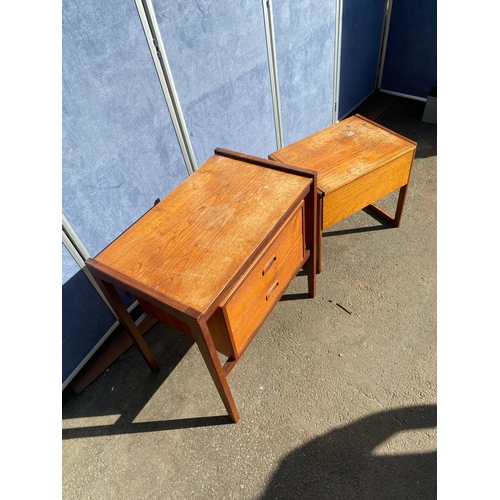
[304, 185, 318, 296]
[94, 277, 159, 372]
[317, 195, 323, 275]
[393, 184, 409, 227]
[367, 184, 409, 228]
[192, 318, 240, 423]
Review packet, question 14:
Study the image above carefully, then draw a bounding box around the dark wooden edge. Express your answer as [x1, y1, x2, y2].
[87, 258, 240, 421]
[304, 172, 318, 286]
[354, 114, 418, 147]
[268, 154, 322, 276]
[214, 148, 318, 180]
[316, 190, 324, 274]
[193, 317, 240, 422]
[86, 258, 202, 322]
[220, 306, 239, 361]
[136, 312, 160, 334]
[202, 170, 316, 319]
[222, 359, 238, 378]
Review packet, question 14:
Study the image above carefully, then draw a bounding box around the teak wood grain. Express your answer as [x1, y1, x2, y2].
[95, 154, 311, 315]
[221, 202, 306, 357]
[85, 149, 317, 422]
[321, 150, 413, 228]
[269, 115, 416, 272]
[269, 115, 415, 195]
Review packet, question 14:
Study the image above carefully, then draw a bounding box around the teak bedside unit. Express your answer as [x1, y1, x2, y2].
[86, 149, 317, 422]
[269, 115, 417, 272]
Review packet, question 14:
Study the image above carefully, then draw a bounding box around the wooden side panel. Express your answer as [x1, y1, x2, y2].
[137, 297, 235, 359]
[206, 308, 236, 359]
[322, 151, 413, 229]
[136, 298, 193, 338]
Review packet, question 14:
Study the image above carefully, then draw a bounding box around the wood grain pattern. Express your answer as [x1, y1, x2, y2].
[269, 115, 415, 195]
[95, 155, 311, 314]
[197, 203, 306, 360]
[230, 238, 306, 357]
[269, 115, 416, 274]
[86, 149, 318, 422]
[223, 203, 304, 328]
[321, 151, 413, 228]
[223, 203, 305, 356]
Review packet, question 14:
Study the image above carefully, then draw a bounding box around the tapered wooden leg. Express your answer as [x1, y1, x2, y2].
[192, 318, 240, 423]
[303, 185, 318, 297]
[393, 184, 409, 227]
[367, 184, 409, 228]
[316, 194, 323, 275]
[94, 277, 159, 372]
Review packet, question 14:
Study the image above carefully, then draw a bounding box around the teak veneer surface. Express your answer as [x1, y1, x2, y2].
[95, 154, 311, 314]
[269, 115, 415, 194]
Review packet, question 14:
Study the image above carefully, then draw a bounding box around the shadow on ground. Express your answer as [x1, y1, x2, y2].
[260, 404, 437, 500]
[62, 287, 330, 439]
[62, 323, 237, 438]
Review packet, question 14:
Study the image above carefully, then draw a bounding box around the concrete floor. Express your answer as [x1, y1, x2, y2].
[62, 93, 437, 499]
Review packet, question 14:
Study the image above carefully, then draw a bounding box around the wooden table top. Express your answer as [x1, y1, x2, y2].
[95, 153, 312, 314]
[269, 115, 416, 194]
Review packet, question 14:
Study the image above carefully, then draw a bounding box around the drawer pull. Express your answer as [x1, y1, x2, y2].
[262, 256, 277, 276]
[266, 281, 280, 301]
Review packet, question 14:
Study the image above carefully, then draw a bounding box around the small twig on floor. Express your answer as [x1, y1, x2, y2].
[336, 303, 352, 315]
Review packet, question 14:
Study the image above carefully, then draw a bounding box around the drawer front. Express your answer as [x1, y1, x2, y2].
[223, 203, 305, 353]
[231, 235, 305, 355]
[322, 150, 414, 229]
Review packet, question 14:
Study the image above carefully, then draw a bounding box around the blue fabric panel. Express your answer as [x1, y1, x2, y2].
[62, 242, 78, 286]
[62, 0, 188, 258]
[151, 0, 276, 166]
[62, 245, 135, 384]
[273, 1, 336, 146]
[62, 246, 110, 383]
[380, 0, 437, 98]
[338, 0, 386, 118]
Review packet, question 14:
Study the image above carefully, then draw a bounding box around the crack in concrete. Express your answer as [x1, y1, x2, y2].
[335, 371, 385, 409]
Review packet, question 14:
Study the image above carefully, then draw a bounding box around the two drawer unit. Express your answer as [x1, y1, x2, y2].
[86, 149, 317, 422]
[209, 200, 306, 360]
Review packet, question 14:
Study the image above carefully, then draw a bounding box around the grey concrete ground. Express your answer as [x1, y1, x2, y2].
[62, 94, 437, 499]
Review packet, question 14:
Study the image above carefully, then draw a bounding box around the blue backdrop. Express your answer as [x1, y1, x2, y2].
[338, 0, 386, 118]
[273, 1, 336, 146]
[152, 0, 277, 166]
[62, 0, 188, 258]
[62, 0, 188, 384]
[381, 0, 437, 98]
[62, 0, 436, 387]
